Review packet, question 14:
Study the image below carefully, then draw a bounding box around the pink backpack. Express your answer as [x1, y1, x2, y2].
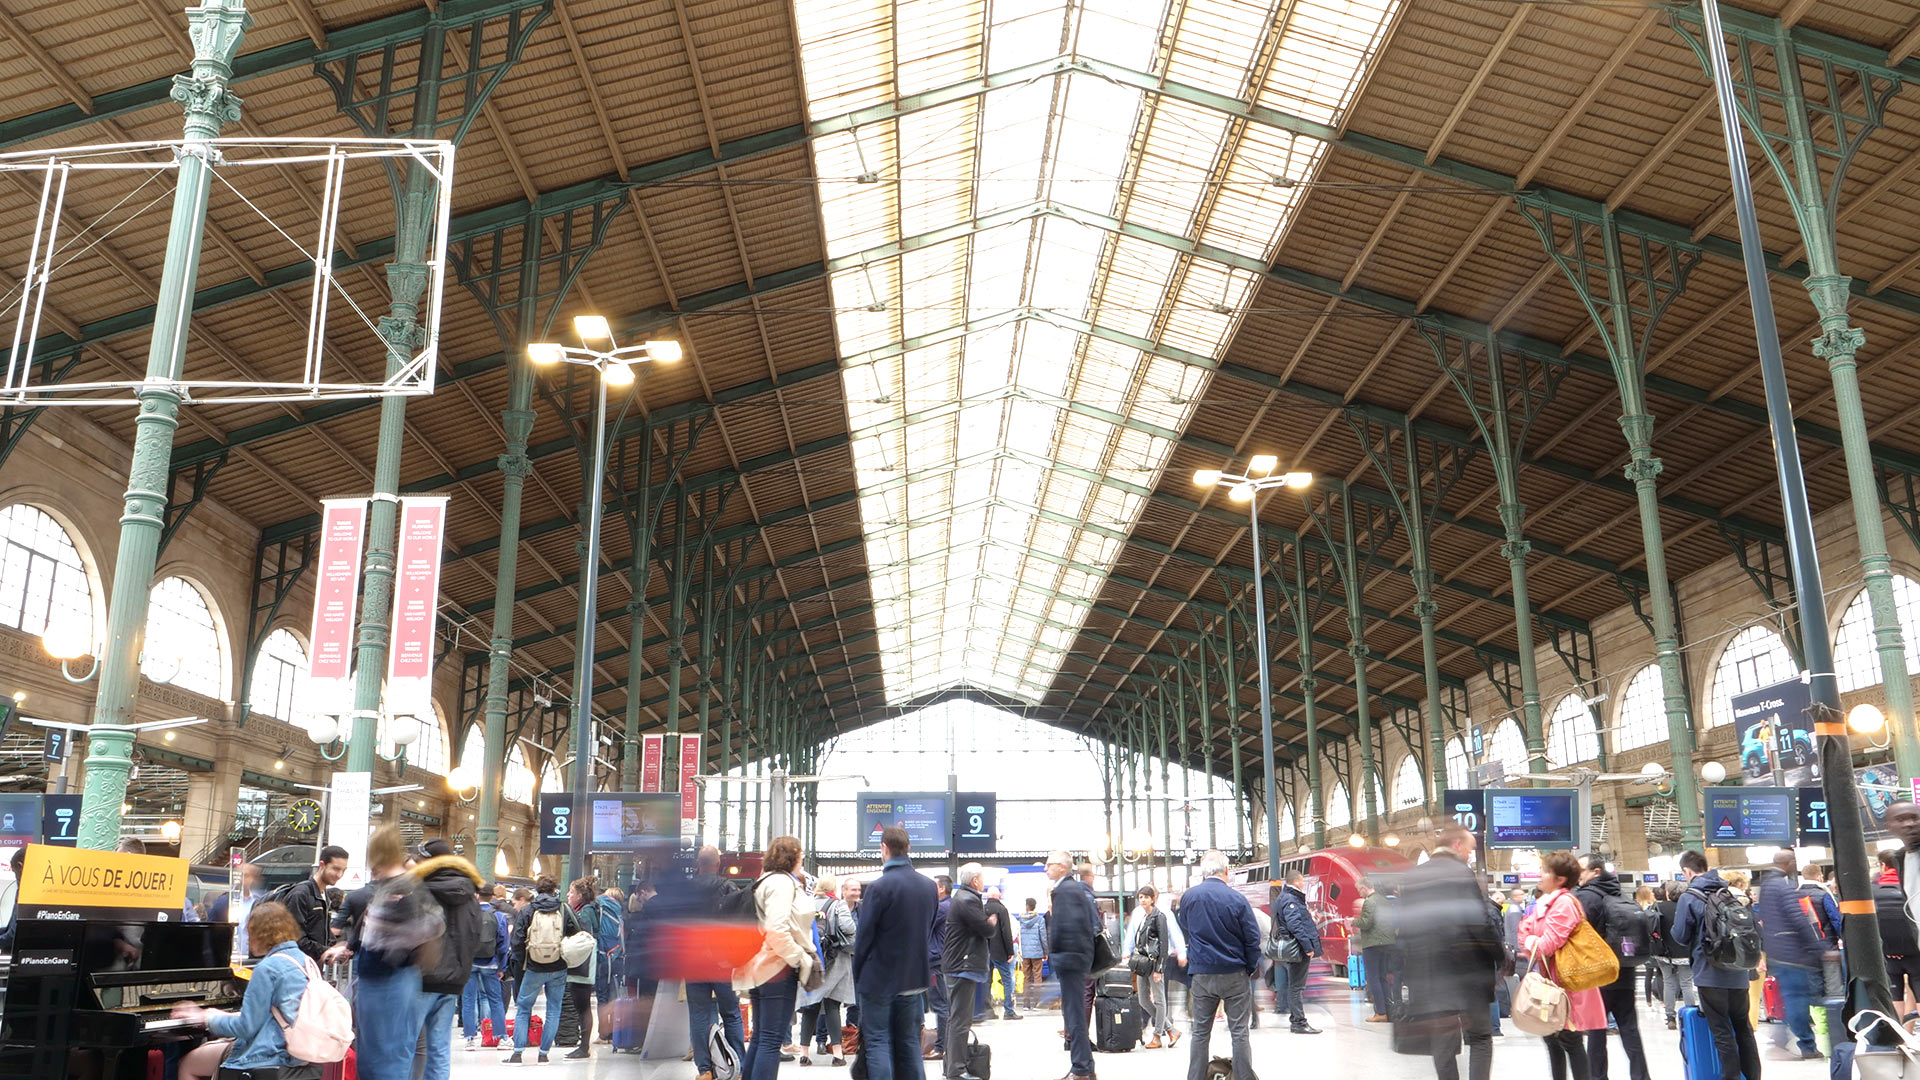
[271, 953, 353, 1063]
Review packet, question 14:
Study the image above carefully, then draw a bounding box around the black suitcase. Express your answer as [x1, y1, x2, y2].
[1096, 969, 1134, 998]
[1094, 995, 1142, 1052]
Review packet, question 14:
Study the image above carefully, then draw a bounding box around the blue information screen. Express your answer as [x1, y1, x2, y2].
[858, 792, 949, 851]
[1706, 787, 1796, 847]
[1486, 790, 1578, 849]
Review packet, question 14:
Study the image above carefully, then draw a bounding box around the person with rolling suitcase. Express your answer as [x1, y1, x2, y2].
[1672, 850, 1764, 1080]
[1175, 850, 1262, 1080]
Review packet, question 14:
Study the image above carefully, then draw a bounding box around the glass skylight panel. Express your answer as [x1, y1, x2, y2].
[796, 0, 1399, 703]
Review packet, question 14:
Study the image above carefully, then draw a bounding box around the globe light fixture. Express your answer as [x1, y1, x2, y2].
[1700, 760, 1728, 785]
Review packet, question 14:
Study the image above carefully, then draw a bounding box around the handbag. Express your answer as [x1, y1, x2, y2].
[560, 930, 596, 968]
[1091, 932, 1118, 974]
[1511, 947, 1570, 1036]
[1849, 1011, 1920, 1080]
[966, 1032, 992, 1079]
[1554, 918, 1619, 993]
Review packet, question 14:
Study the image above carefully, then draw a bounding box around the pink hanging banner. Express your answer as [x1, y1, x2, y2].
[386, 496, 449, 680]
[679, 734, 701, 823]
[641, 735, 665, 792]
[307, 499, 367, 681]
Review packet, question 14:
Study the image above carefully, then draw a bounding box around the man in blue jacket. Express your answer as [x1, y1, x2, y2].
[1045, 849, 1100, 1080]
[1176, 850, 1262, 1080]
[1271, 870, 1322, 1034]
[853, 826, 939, 1080]
[1755, 851, 1831, 1061]
[1672, 850, 1762, 1080]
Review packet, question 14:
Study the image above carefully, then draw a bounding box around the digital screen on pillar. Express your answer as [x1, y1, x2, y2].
[0, 794, 40, 850]
[587, 793, 680, 853]
[1485, 790, 1578, 850]
[857, 792, 949, 852]
[1706, 786, 1796, 847]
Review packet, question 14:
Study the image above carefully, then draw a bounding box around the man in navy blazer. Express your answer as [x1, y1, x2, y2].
[853, 826, 940, 1080]
[1046, 849, 1101, 1079]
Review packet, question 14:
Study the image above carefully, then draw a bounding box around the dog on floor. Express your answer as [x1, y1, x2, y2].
[1205, 1057, 1257, 1080]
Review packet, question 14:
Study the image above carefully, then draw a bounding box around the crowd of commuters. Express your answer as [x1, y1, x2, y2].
[75, 803, 1920, 1080]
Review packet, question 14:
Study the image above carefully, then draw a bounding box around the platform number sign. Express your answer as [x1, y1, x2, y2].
[40, 794, 80, 847]
[1796, 785, 1830, 847]
[539, 793, 575, 855]
[953, 792, 997, 854]
[1442, 789, 1487, 835]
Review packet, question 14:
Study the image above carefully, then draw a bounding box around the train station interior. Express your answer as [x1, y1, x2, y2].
[6, 0, 1920, 1073]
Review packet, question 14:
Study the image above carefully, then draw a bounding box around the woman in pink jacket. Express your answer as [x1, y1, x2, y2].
[1519, 851, 1606, 1080]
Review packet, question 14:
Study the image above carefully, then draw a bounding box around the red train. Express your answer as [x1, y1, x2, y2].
[1230, 845, 1416, 974]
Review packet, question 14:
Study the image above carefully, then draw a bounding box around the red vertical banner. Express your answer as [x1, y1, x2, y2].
[387, 496, 448, 680]
[308, 500, 367, 681]
[641, 734, 664, 792]
[679, 734, 701, 826]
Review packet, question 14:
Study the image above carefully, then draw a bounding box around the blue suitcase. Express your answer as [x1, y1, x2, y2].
[1679, 1005, 1721, 1080]
[1350, 952, 1366, 989]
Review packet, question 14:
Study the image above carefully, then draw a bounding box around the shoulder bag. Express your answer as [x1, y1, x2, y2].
[1554, 916, 1620, 993]
[1510, 945, 1570, 1036]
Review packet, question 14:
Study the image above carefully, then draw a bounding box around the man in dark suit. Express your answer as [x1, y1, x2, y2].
[1046, 849, 1100, 1080]
[853, 826, 940, 1080]
[1400, 824, 1504, 1080]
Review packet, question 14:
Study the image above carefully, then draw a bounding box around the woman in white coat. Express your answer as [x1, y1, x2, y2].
[735, 835, 817, 1080]
[796, 873, 857, 1065]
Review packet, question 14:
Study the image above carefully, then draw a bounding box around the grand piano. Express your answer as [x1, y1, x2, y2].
[0, 918, 241, 1078]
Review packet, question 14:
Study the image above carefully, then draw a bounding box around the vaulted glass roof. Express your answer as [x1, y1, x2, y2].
[792, 0, 1400, 703]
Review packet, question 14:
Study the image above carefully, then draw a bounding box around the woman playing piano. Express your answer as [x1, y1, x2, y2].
[171, 902, 320, 1080]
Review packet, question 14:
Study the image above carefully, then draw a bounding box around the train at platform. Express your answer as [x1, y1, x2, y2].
[1230, 845, 1416, 974]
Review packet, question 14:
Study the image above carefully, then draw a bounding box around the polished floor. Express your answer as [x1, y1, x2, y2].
[444, 970, 1838, 1079]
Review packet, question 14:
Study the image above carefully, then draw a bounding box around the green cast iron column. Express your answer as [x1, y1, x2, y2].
[622, 447, 655, 793]
[78, 0, 251, 850]
[346, 20, 445, 773]
[1497, 500, 1547, 777]
[474, 216, 541, 878]
[1291, 546, 1326, 850]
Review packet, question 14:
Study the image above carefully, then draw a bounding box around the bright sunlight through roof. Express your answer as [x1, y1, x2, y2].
[793, 0, 1401, 704]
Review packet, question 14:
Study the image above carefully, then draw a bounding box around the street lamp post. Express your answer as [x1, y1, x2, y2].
[1195, 458, 1311, 885]
[526, 318, 681, 880]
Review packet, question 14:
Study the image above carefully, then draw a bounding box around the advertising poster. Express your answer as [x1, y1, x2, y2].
[1730, 676, 1818, 786]
[308, 499, 367, 680]
[857, 792, 948, 851]
[642, 734, 665, 793]
[387, 496, 448, 681]
[18, 843, 189, 923]
[329, 771, 373, 892]
[678, 734, 701, 829]
[587, 794, 678, 853]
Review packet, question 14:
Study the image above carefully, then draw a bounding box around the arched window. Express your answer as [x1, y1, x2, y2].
[0, 504, 92, 639]
[1325, 782, 1351, 829]
[1278, 802, 1296, 842]
[146, 577, 223, 697]
[1834, 577, 1920, 692]
[1613, 665, 1669, 751]
[504, 745, 535, 804]
[1392, 755, 1425, 810]
[1709, 625, 1798, 727]
[250, 629, 309, 722]
[1486, 719, 1527, 777]
[541, 757, 564, 795]
[1546, 694, 1599, 766]
[386, 709, 447, 775]
[1445, 737, 1470, 790]
[459, 727, 483, 775]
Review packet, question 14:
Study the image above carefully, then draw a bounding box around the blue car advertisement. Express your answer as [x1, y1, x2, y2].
[1729, 676, 1819, 786]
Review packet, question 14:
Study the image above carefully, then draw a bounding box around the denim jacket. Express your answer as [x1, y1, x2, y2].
[208, 941, 309, 1069]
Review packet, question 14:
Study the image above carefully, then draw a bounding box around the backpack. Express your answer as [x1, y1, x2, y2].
[1600, 892, 1652, 966]
[1699, 888, 1763, 971]
[526, 905, 567, 966]
[271, 952, 354, 1063]
[708, 1019, 741, 1080]
[719, 875, 772, 923]
[359, 875, 444, 968]
[596, 895, 623, 954]
[475, 899, 499, 962]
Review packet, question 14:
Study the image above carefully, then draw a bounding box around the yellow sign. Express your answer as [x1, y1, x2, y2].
[18, 842, 189, 920]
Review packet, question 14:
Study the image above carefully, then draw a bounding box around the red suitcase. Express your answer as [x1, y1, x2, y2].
[321, 1047, 356, 1080]
[1762, 975, 1783, 1022]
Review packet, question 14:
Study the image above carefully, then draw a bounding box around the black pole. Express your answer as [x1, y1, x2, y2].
[1698, 0, 1892, 1015]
